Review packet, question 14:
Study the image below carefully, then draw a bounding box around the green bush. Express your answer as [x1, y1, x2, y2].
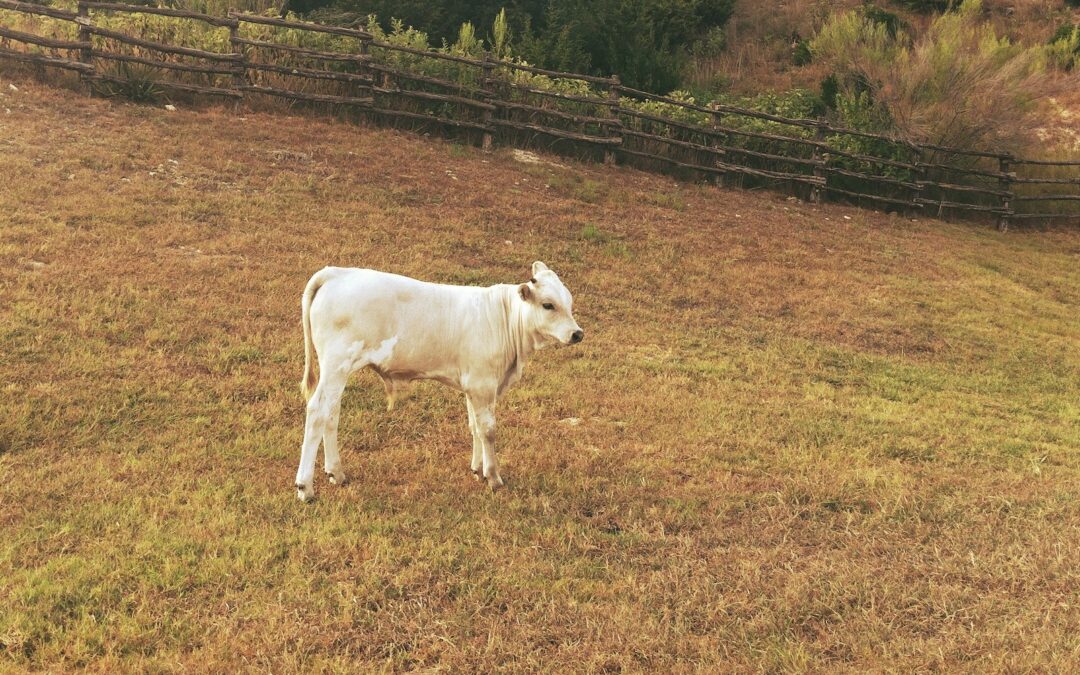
[1050, 23, 1078, 43]
[1047, 24, 1079, 69]
[98, 62, 165, 102]
[720, 88, 823, 121]
[691, 26, 727, 61]
[820, 74, 839, 109]
[490, 7, 511, 59]
[793, 39, 812, 65]
[620, 90, 711, 128]
[864, 6, 908, 39]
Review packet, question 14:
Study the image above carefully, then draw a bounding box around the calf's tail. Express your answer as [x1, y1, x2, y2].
[300, 268, 332, 401]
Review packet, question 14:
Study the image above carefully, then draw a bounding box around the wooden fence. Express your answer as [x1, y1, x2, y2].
[1, 0, 1078, 229]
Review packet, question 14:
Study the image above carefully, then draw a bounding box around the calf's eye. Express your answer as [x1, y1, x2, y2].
[542, 303, 555, 311]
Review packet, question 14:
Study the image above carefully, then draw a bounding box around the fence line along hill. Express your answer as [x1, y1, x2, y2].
[1, 0, 1078, 229]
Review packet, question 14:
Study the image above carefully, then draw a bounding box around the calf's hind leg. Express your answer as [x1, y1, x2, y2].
[296, 367, 348, 502]
[322, 381, 348, 486]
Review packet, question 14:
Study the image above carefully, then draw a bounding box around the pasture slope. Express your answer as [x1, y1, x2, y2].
[1, 76, 1079, 672]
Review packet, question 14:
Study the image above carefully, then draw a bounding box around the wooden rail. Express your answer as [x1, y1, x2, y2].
[240, 84, 370, 106]
[0, 45, 91, 72]
[89, 72, 240, 97]
[82, 24, 242, 61]
[0, 25, 88, 50]
[84, 2, 237, 28]
[231, 37, 369, 63]
[0, 1, 1075, 226]
[229, 11, 370, 38]
[0, 0, 78, 21]
[244, 61, 371, 85]
[495, 59, 615, 85]
[89, 49, 239, 75]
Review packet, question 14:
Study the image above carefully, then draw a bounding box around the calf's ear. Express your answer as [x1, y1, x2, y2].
[519, 283, 532, 301]
[531, 261, 549, 276]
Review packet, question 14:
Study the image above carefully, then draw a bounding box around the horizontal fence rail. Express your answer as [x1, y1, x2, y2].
[1, 1, 1077, 229]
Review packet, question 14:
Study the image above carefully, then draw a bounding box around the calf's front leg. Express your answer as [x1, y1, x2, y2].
[465, 395, 483, 480]
[465, 389, 503, 489]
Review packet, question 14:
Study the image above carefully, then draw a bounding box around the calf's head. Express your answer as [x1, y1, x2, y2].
[518, 261, 583, 347]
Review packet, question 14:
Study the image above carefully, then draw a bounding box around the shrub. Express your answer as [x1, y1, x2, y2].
[864, 6, 908, 39]
[1049, 23, 1078, 44]
[491, 7, 511, 59]
[691, 26, 728, 61]
[98, 62, 165, 102]
[810, 10, 901, 76]
[448, 20, 482, 58]
[820, 73, 839, 109]
[891, 0, 951, 13]
[810, 0, 1053, 154]
[620, 89, 711, 127]
[1047, 23, 1079, 70]
[722, 88, 824, 121]
[793, 39, 812, 65]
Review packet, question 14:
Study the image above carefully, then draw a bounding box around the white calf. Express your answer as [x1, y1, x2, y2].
[295, 261, 583, 501]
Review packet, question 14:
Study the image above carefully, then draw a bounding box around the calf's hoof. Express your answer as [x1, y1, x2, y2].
[472, 468, 482, 482]
[486, 473, 505, 490]
[296, 483, 315, 503]
[326, 469, 347, 486]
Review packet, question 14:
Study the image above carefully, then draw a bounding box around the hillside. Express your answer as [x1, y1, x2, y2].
[691, 0, 1080, 150]
[2, 77, 1079, 671]
[693, 0, 1080, 92]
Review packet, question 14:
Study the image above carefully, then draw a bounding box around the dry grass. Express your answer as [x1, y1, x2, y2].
[2, 74, 1080, 672]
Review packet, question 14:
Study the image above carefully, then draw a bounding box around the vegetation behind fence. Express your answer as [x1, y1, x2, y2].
[1, 0, 1078, 229]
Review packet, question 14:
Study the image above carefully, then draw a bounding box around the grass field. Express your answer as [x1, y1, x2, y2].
[2, 75, 1079, 672]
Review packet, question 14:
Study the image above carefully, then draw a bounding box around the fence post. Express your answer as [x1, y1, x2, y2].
[809, 122, 827, 203]
[227, 14, 247, 108]
[604, 74, 621, 165]
[480, 52, 494, 152]
[998, 154, 1013, 232]
[912, 147, 927, 218]
[706, 108, 723, 187]
[354, 34, 377, 124]
[75, 1, 92, 94]
[357, 34, 370, 93]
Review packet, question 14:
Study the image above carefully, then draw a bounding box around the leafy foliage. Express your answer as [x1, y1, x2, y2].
[620, 90, 711, 127]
